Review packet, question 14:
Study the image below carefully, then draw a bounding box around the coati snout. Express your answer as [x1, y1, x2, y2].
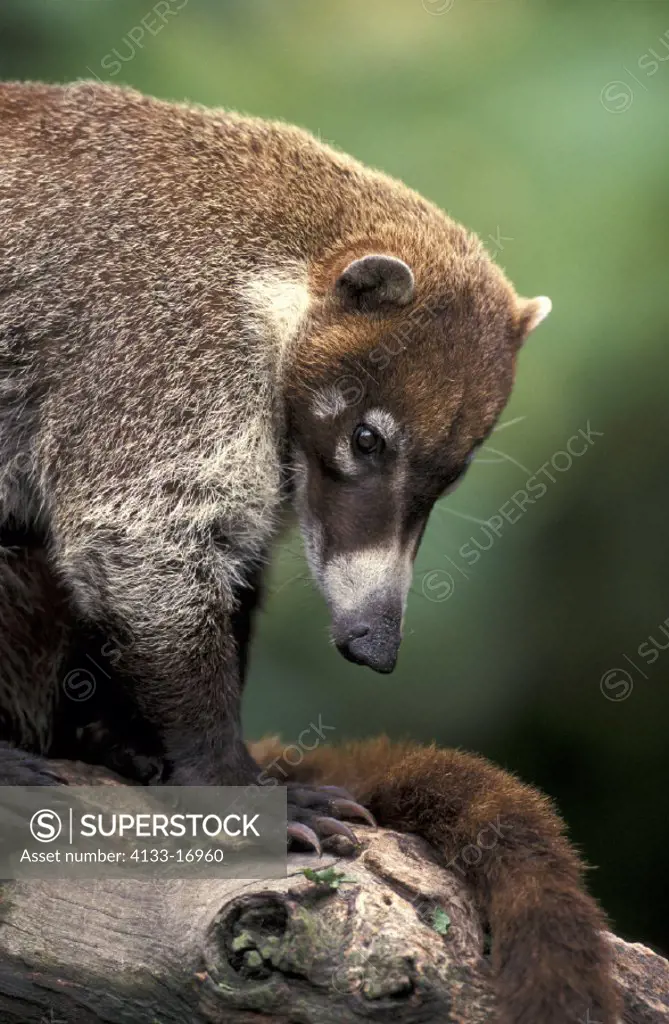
[333, 605, 403, 674]
[287, 254, 551, 672]
[291, 410, 414, 674]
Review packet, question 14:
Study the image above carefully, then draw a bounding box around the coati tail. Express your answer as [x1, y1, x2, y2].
[249, 736, 620, 1024]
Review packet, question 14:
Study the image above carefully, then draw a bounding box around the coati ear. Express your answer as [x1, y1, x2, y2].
[335, 255, 415, 312]
[517, 295, 552, 341]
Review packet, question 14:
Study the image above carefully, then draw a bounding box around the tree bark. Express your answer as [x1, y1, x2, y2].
[0, 760, 666, 1024]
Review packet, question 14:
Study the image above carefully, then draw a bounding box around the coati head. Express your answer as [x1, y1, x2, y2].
[286, 231, 551, 673]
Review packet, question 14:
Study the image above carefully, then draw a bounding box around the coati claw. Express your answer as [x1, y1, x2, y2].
[311, 817, 358, 844]
[331, 798, 376, 827]
[287, 821, 322, 855]
[286, 783, 375, 853]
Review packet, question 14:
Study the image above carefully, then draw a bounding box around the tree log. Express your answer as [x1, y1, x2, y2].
[0, 760, 666, 1024]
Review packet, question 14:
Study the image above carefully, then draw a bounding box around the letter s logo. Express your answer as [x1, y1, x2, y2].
[30, 809, 63, 843]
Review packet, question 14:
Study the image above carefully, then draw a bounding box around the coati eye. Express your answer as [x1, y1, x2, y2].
[352, 424, 384, 456]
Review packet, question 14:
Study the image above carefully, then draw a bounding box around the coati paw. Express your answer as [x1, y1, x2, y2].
[0, 742, 66, 786]
[286, 783, 375, 855]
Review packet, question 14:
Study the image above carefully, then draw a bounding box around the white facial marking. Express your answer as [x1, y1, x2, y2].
[364, 407, 401, 443]
[333, 436, 357, 475]
[311, 386, 348, 421]
[321, 543, 414, 614]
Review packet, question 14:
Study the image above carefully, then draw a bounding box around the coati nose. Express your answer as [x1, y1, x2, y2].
[334, 614, 401, 674]
[348, 623, 370, 641]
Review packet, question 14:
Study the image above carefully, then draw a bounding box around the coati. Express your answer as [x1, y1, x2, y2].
[0, 81, 619, 1022]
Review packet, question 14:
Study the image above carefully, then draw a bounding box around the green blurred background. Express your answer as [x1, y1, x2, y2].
[2, 0, 667, 952]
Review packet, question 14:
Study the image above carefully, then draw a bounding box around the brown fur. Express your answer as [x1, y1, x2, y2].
[0, 81, 609, 1022]
[250, 736, 620, 1024]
